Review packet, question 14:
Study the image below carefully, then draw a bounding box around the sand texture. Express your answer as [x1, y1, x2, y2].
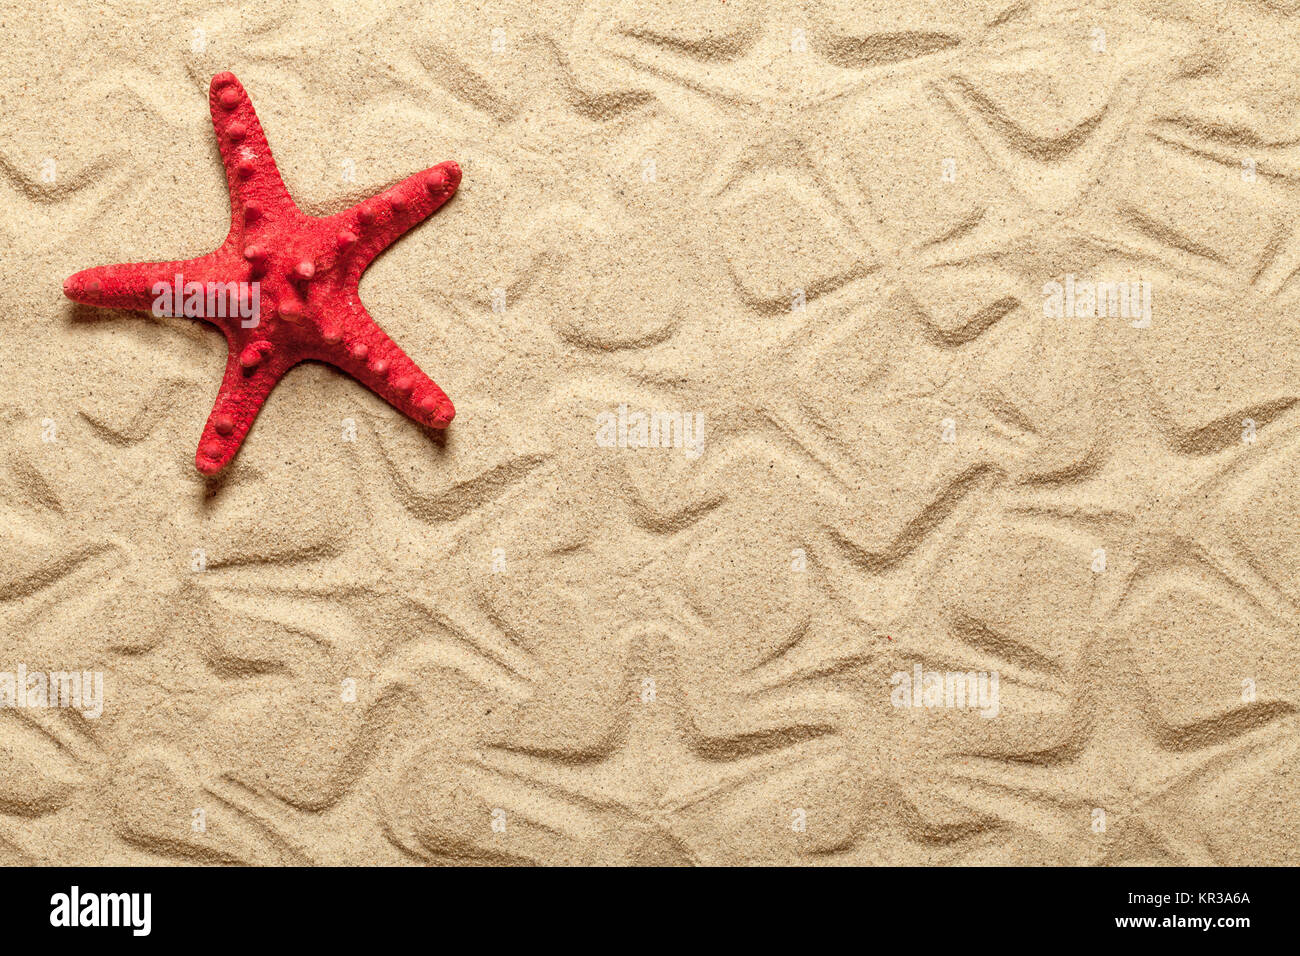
[2, 0, 1299, 865]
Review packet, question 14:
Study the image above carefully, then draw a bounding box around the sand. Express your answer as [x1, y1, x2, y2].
[1, 0, 1299, 865]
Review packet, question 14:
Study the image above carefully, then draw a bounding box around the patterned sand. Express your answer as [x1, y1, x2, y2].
[1, 0, 1298, 865]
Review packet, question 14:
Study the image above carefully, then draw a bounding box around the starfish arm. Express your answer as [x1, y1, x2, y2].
[195, 343, 294, 475]
[208, 73, 298, 227]
[315, 297, 454, 429]
[333, 161, 461, 281]
[63, 253, 225, 312]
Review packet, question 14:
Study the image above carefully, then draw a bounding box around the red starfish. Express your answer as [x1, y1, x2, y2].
[63, 72, 459, 475]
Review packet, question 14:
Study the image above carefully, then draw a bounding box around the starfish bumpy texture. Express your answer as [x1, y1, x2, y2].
[63, 72, 459, 475]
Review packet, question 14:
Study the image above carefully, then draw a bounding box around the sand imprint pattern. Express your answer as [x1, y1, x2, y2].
[1, 0, 1298, 864]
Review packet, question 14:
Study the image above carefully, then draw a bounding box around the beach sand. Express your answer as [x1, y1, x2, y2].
[1, 0, 1298, 865]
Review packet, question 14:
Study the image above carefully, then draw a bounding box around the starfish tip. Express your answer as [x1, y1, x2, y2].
[420, 396, 455, 428]
[425, 160, 462, 198]
[196, 442, 227, 474]
[210, 72, 241, 95]
[63, 271, 100, 302]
